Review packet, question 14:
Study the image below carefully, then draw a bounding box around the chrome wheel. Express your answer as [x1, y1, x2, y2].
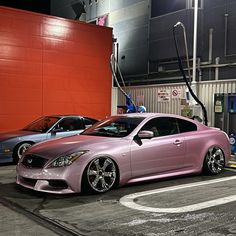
[204, 147, 225, 175]
[87, 157, 117, 193]
[17, 143, 32, 159]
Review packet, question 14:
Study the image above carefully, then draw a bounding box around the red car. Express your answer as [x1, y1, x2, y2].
[16, 113, 231, 194]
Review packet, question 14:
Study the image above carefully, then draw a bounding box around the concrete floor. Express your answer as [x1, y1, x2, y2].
[1, 164, 236, 236]
[0, 202, 58, 236]
[228, 155, 236, 168]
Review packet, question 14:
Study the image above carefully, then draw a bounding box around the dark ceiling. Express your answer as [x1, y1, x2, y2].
[0, 0, 51, 15]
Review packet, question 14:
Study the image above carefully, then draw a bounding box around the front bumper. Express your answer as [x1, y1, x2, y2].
[16, 164, 83, 194]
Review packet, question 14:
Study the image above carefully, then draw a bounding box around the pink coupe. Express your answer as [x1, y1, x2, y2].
[16, 113, 231, 194]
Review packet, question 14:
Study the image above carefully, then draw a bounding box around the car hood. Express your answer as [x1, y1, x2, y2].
[0, 130, 39, 142]
[26, 134, 125, 159]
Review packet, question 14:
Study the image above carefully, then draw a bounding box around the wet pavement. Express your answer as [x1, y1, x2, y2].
[1, 164, 236, 235]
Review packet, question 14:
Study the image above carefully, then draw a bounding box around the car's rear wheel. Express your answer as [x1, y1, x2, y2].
[203, 147, 225, 175]
[83, 157, 117, 193]
[13, 142, 32, 164]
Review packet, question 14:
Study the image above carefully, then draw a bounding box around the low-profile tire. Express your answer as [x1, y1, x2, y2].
[82, 157, 117, 193]
[202, 147, 225, 175]
[13, 142, 33, 164]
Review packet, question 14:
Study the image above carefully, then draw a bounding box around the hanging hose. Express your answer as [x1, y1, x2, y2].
[173, 23, 208, 126]
[110, 54, 137, 112]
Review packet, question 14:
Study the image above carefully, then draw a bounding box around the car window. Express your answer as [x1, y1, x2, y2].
[141, 117, 179, 137]
[23, 116, 60, 133]
[177, 118, 197, 133]
[84, 118, 97, 127]
[56, 117, 84, 132]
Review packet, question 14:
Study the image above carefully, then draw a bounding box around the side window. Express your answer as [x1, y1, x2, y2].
[177, 118, 197, 133]
[57, 118, 83, 131]
[155, 117, 179, 136]
[141, 118, 160, 137]
[84, 118, 97, 128]
[141, 117, 179, 137]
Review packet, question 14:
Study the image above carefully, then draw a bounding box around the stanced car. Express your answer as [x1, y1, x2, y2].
[0, 115, 97, 163]
[16, 113, 231, 194]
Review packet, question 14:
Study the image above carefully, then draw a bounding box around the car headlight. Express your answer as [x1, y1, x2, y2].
[0, 142, 12, 153]
[48, 151, 88, 168]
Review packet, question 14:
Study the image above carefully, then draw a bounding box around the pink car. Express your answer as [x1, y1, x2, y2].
[16, 113, 231, 194]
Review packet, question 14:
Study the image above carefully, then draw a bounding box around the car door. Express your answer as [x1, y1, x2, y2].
[130, 117, 186, 178]
[175, 117, 198, 168]
[51, 117, 85, 138]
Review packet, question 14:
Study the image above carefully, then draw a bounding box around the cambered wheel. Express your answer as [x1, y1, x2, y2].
[84, 157, 117, 193]
[203, 147, 225, 175]
[13, 142, 32, 164]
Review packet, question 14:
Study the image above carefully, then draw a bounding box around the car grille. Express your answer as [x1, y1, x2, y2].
[48, 180, 68, 189]
[22, 154, 48, 168]
[21, 177, 37, 186]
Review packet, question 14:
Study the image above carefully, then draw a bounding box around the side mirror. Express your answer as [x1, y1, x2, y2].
[51, 127, 63, 135]
[137, 130, 154, 139]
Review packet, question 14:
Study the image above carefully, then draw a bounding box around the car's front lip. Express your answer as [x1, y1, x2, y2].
[16, 177, 75, 194]
[16, 163, 82, 194]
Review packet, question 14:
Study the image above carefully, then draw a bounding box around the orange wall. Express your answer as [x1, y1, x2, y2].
[0, 7, 112, 131]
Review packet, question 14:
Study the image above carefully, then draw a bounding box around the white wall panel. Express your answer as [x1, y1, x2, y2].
[111, 87, 118, 115]
[116, 80, 236, 126]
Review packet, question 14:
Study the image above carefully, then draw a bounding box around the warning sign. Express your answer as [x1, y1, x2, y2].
[157, 89, 170, 102]
[171, 89, 182, 99]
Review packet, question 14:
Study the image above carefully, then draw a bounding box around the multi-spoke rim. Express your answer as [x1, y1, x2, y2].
[17, 143, 32, 159]
[87, 157, 116, 192]
[206, 147, 225, 174]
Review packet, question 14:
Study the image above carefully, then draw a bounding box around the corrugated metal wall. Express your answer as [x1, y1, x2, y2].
[115, 80, 236, 126]
[199, 80, 236, 126]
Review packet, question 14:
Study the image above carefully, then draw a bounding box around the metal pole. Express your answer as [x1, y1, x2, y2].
[192, 0, 198, 83]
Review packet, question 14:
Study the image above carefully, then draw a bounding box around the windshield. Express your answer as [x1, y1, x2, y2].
[82, 116, 145, 137]
[22, 116, 60, 133]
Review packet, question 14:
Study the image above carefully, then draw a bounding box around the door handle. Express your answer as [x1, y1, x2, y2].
[173, 140, 182, 145]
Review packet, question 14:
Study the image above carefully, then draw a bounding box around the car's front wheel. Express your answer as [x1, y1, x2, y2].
[83, 157, 117, 193]
[203, 147, 225, 175]
[13, 142, 32, 164]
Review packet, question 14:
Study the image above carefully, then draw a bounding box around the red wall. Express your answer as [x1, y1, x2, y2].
[0, 7, 112, 131]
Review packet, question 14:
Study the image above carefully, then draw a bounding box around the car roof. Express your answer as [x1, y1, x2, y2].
[114, 112, 184, 119]
[113, 113, 207, 128]
[43, 115, 98, 119]
[43, 115, 81, 118]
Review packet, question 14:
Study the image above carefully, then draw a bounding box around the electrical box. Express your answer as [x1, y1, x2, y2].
[228, 95, 236, 113]
[214, 93, 236, 154]
[229, 134, 236, 155]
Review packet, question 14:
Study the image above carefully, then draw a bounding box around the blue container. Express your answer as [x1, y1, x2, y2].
[229, 133, 236, 154]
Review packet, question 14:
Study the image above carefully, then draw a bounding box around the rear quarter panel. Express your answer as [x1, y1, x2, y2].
[183, 128, 231, 172]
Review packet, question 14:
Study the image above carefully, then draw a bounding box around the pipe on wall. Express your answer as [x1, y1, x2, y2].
[192, 0, 199, 83]
[215, 57, 220, 81]
[224, 13, 236, 57]
[208, 28, 213, 63]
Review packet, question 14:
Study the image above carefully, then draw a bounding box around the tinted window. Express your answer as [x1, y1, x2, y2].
[57, 118, 83, 131]
[84, 118, 97, 126]
[141, 117, 179, 137]
[177, 118, 197, 133]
